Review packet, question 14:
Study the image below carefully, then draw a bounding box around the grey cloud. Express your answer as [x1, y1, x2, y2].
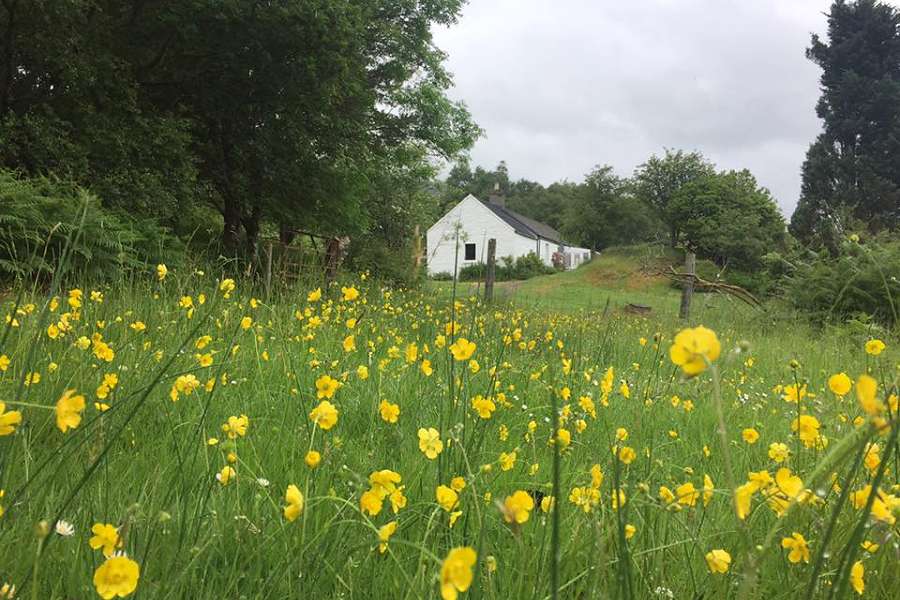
[432, 0, 860, 215]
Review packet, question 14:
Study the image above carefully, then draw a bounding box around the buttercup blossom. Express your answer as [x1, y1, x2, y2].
[781, 532, 810, 564]
[418, 427, 443, 459]
[501, 490, 534, 524]
[309, 400, 339, 430]
[440, 547, 477, 600]
[828, 372, 852, 396]
[0, 402, 23, 436]
[705, 549, 731, 574]
[89, 523, 122, 557]
[93, 555, 140, 599]
[669, 326, 720, 375]
[55, 390, 86, 433]
[283, 484, 304, 521]
[864, 339, 885, 356]
[449, 338, 476, 361]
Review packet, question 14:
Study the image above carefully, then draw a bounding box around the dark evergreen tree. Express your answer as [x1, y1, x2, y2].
[791, 0, 900, 246]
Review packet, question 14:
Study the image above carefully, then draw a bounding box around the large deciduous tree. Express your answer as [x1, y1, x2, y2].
[791, 0, 900, 247]
[632, 149, 715, 247]
[670, 170, 785, 270]
[0, 1, 479, 261]
[562, 165, 661, 251]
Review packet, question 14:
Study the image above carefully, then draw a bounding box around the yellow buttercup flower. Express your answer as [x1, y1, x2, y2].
[499, 451, 517, 471]
[768, 442, 790, 463]
[864, 339, 885, 356]
[828, 372, 852, 396]
[379, 400, 400, 424]
[378, 521, 397, 553]
[309, 400, 339, 430]
[221, 415, 249, 439]
[436, 485, 459, 512]
[341, 286, 360, 301]
[471, 395, 496, 419]
[669, 326, 720, 375]
[440, 547, 477, 600]
[283, 484, 304, 521]
[156, 263, 168, 281]
[418, 427, 443, 459]
[500, 490, 534, 524]
[93, 555, 140, 599]
[219, 278, 235, 298]
[855, 374, 884, 416]
[791, 414, 821, 448]
[449, 338, 476, 361]
[360, 489, 383, 516]
[315, 374, 341, 399]
[850, 561, 865, 595]
[89, 523, 122, 557]
[0, 402, 23, 436]
[781, 532, 810, 564]
[705, 549, 731, 574]
[216, 465, 236, 486]
[305, 450, 321, 468]
[55, 390, 86, 433]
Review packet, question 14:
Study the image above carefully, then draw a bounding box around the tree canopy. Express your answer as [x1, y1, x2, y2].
[791, 0, 900, 247]
[670, 170, 786, 270]
[0, 0, 479, 263]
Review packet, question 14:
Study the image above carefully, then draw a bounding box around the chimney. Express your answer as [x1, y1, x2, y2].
[487, 181, 505, 207]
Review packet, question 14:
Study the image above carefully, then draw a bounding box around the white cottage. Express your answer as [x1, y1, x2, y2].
[426, 194, 591, 277]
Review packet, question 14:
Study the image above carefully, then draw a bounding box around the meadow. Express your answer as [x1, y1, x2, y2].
[0, 255, 897, 599]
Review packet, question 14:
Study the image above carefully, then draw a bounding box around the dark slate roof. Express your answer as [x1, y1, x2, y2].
[483, 201, 562, 244]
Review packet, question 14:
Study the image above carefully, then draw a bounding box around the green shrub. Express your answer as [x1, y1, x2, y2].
[0, 169, 183, 282]
[772, 234, 900, 326]
[457, 252, 554, 281]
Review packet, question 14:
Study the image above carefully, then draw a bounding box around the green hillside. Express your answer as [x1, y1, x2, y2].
[432, 244, 748, 323]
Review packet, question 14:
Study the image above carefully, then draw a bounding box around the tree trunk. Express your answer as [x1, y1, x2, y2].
[679, 251, 696, 320]
[324, 236, 349, 285]
[242, 207, 261, 265]
[279, 223, 296, 245]
[222, 194, 242, 256]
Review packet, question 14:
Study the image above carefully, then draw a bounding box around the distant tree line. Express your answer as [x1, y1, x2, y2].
[0, 1, 479, 282]
[439, 151, 786, 276]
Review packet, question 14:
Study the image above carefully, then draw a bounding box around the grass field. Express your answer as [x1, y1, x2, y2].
[0, 251, 897, 599]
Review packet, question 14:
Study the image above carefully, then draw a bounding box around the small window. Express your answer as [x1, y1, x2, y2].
[464, 243, 476, 260]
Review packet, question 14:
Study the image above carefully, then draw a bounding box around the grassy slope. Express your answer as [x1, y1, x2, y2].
[432, 244, 753, 323]
[430, 243, 882, 378]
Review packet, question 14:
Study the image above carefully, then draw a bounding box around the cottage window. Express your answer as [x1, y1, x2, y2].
[464, 243, 476, 260]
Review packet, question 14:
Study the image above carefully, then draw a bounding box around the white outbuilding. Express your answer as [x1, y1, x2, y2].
[426, 194, 591, 277]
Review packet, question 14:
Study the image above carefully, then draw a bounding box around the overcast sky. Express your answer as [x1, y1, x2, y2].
[432, 0, 896, 217]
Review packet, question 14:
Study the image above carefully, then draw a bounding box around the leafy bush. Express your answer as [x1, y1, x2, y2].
[0, 169, 183, 282]
[770, 234, 900, 326]
[457, 252, 555, 281]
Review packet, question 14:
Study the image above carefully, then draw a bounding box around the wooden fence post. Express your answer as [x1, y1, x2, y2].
[679, 251, 695, 320]
[485, 238, 496, 302]
[265, 241, 274, 300]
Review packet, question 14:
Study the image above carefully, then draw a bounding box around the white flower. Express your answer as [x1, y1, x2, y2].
[54, 520, 75, 537]
[256, 478, 270, 488]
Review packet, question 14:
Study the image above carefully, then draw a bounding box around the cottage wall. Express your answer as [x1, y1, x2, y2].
[426, 195, 537, 276]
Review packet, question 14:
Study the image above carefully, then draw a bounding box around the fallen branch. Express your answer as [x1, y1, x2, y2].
[661, 267, 762, 308]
